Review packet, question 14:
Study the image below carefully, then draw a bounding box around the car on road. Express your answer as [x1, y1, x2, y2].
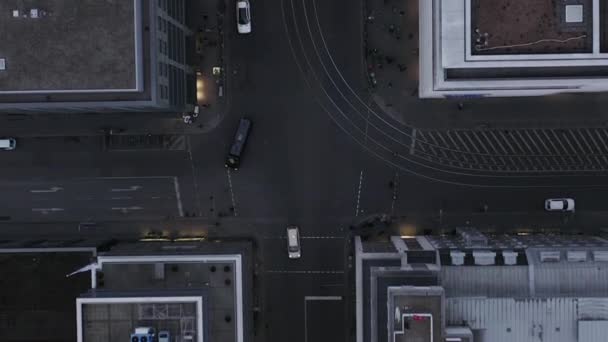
[545, 198, 575, 212]
[0, 138, 16, 150]
[225, 118, 252, 170]
[236, 0, 251, 34]
[286, 225, 301, 259]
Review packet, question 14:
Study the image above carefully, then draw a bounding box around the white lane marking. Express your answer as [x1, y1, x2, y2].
[30, 187, 63, 193]
[110, 185, 141, 192]
[111, 206, 143, 213]
[390, 171, 399, 215]
[91, 176, 173, 180]
[304, 296, 343, 342]
[151, 196, 161, 200]
[355, 170, 364, 217]
[111, 196, 133, 200]
[32, 208, 64, 214]
[186, 136, 202, 216]
[226, 169, 238, 217]
[266, 270, 344, 274]
[409, 128, 417, 155]
[263, 236, 343, 240]
[301, 236, 344, 239]
[173, 177, 185, 217]
[304, 296, 342, 301]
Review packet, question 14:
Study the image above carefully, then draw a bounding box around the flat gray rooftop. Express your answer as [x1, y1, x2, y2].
[0, 0, 137, 92]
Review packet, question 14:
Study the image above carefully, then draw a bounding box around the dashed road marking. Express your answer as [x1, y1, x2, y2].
[355, 170, 364, 217]
[390, 171, 399, 215]
[409, 128, 417, 155]
[30, 187, 63, 193]
[301, 236, 343, 239]
[226, 169, 238, 217]
[111, 206, 143, 213]
[173, 177, 185, 217]
[111, 196, 133, 200]
[186, 136, 202, 217]
[110, 185, 141, 192]
[32, 208, 64, 214]
[263, 236, 343, 240]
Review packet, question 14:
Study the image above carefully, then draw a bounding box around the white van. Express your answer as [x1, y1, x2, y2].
[286, 226, 301, 259]
[0, 138, 16, 150]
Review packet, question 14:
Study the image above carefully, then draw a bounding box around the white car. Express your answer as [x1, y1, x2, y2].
[236, 0, 251, 34]
[286, 226, 301, 259]
[545, 198, 575, 212]
[0, 138, 16, 150]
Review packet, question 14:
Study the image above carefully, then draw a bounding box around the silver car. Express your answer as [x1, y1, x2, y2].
[545, 198, 575, 212]
[286, 226, 301, 259]
[236, 0, 251, 34]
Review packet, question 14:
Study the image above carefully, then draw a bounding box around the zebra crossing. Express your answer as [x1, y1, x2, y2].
[410, 128, 608, 173]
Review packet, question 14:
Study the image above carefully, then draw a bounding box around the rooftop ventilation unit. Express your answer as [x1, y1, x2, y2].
[540, 251, 561, 262]
[0, 59, 5, 70]
[567, 251, 587, 262]
[473, 250, 496, 265]
[502, 251, 518, 265]
[593, 251, 608, 262]
[450, 251, 465, 266]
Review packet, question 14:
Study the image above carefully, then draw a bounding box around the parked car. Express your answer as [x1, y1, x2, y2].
[545, 198, 575, 212]
[236, 0, 251, 34]
[286, 225, 301, 259]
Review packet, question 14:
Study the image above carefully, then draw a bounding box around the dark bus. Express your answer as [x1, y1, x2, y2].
[225, 118, 252, 169]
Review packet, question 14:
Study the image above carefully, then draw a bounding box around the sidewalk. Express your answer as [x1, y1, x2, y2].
[187, 0, 229, 132]
[363, 0, 420, 125]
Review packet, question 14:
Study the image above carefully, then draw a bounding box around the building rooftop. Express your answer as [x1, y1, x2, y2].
[0, 0, 139, 93]
[77, 242, 252, 342]
[356, 232, 608, 342]
[471, 0, 592, 55]
[419, 0, 608, 97]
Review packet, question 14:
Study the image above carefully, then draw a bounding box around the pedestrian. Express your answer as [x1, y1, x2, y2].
[385, 56, 394, 64]
[388, 81, 393, 88]
[457, 103, 464, 110]
[389, 24, 395, 34]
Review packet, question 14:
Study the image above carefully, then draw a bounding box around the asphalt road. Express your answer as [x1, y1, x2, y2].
[3, 1, 608, 342]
